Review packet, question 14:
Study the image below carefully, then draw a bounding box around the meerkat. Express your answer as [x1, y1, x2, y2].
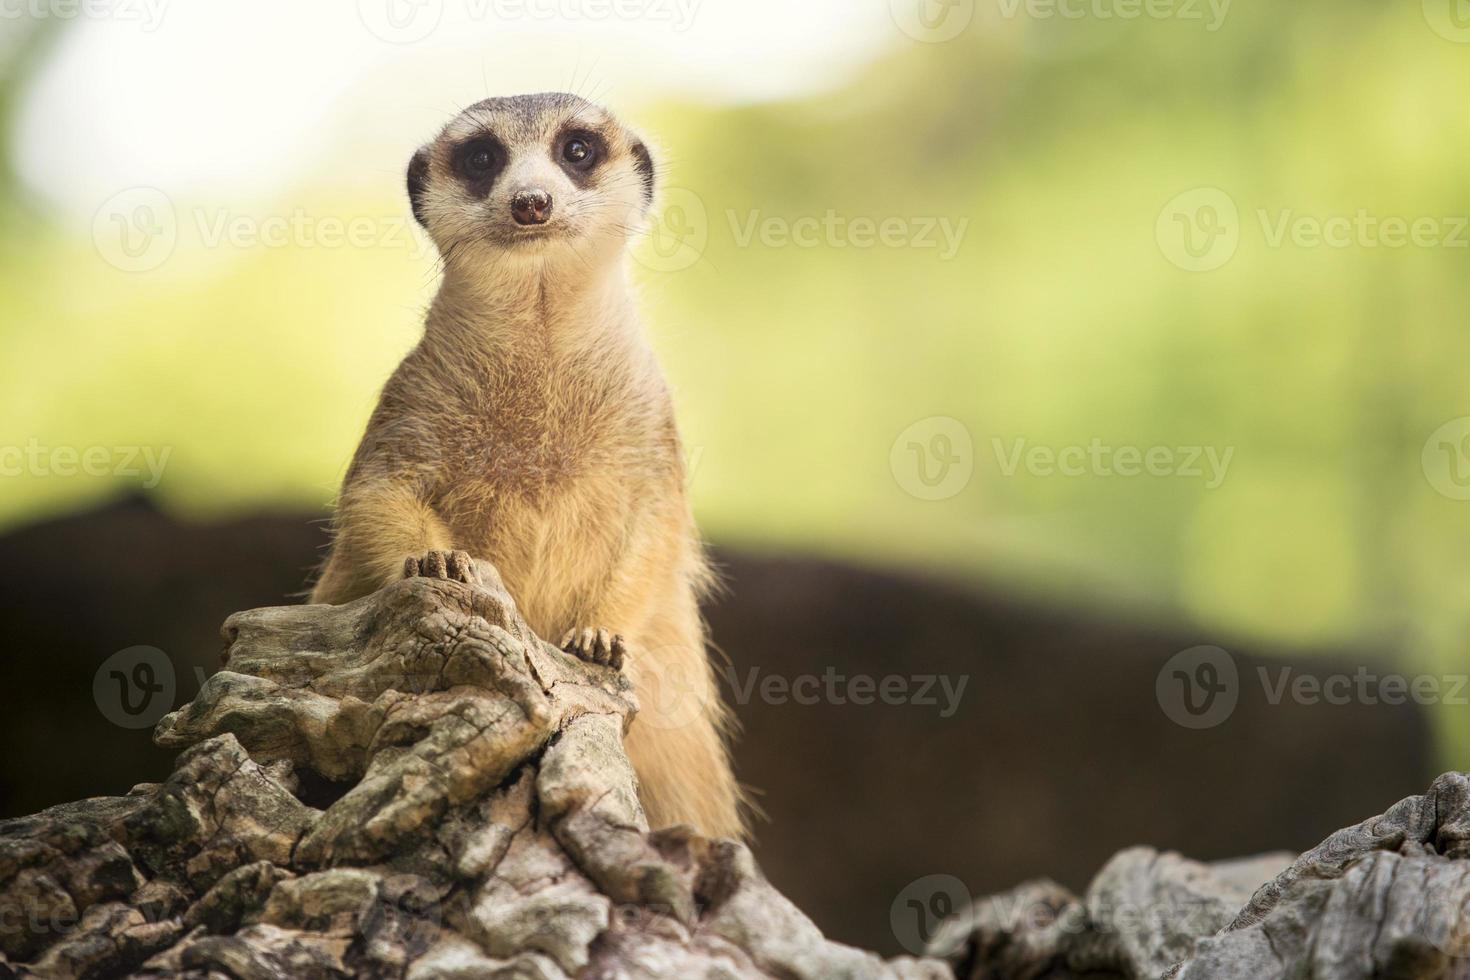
[309, 93, 745, 839]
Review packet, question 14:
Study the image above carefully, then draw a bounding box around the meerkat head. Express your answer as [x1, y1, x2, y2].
[407, 93, 655, 270]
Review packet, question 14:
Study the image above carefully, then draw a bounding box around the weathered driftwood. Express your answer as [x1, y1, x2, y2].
[929, 776, 1470, 979]
[0, 565, 946, 979]
[5, 558, 1470, 980]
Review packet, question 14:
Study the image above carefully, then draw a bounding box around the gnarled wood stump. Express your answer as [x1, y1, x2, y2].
[0, 567, 946, 979]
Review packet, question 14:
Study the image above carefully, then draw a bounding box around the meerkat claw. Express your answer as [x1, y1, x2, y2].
[445, 550, 475, 582]
[404, 549, 477, 584]
[560, 627, 627, 670]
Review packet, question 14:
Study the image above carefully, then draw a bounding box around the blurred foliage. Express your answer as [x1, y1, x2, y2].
[1, 3, 1467, 753]
[0, 19, 58, 212]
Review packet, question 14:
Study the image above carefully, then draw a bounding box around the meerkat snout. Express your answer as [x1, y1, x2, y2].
[510, 188, 552, 225]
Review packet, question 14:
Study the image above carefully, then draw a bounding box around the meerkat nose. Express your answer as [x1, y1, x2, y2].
[511, 189, 553, 226]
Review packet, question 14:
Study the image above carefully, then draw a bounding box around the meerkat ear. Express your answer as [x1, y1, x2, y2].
[629, 140, 655, 212]
[407, 147, 431, 228]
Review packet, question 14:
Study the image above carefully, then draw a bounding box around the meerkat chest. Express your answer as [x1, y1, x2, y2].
[440, 450, 641, 637]
[429, 392, 657, 631]
[432, 380, 628, 497]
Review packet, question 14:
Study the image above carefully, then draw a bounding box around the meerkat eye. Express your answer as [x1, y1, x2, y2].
[561, 135, 597, 169]
[454, 137, 504, 182]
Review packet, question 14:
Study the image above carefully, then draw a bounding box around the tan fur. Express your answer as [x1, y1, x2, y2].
[310, 94, 745, 839]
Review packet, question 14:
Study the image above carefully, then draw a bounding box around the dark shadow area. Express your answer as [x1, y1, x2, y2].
[706, 554, 1432, 952]
[0, 495, 1433, 953]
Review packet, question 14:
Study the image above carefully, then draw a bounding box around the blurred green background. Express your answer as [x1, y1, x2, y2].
[1, 2, 1467, 757]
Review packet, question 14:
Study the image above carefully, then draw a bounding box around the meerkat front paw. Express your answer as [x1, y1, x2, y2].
[559, 627, 626, 670]
[403, 549, 478, 585]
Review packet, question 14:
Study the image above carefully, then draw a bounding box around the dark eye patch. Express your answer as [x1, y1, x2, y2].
[554, 127, 605, 186]
[451, 134, 507, 196]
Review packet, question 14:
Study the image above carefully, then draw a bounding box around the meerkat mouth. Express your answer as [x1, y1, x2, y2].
[506, 223, 562, 242]
[496, 225, 580, 253]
